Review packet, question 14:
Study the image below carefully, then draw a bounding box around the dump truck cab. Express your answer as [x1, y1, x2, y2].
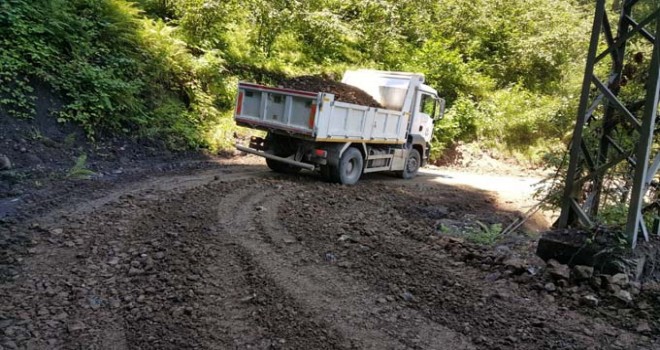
[414, 84, 443, 143]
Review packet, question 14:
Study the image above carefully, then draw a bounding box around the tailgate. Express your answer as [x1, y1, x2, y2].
[235, 82, 320, 136]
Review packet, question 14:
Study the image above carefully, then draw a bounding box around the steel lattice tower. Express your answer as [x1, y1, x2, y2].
[559, 0, 660, 247]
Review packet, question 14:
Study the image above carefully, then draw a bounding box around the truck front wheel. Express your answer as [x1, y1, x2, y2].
[333, 147, 363, 185]
[398, 149, 421, 179]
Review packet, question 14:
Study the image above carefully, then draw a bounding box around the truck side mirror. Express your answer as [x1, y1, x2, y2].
[434, 98, 446, 120]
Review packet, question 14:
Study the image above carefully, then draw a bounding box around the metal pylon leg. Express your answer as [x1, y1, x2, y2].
[558, 0, 660, 248]
[625, 17, 660, 247]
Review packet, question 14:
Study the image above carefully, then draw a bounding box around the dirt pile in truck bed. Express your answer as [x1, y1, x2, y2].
[278, 75, 383, 108]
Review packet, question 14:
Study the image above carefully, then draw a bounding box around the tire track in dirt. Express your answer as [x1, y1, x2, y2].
[215, 184, 353, 349]
[2, 178, 275, 349]
[36, 167, 272, 222]
[113, 183, 259, 349]
[218, 182, 475, 349]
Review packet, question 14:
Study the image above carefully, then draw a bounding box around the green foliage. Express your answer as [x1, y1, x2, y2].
[63, 133, 77, 148]
[439, 220, 504, 245]
[466, 222, 504, 246]
[1, 0, 594, 157]
[421, 0, 590, 158]
[430, 96, 480, 158]
[405, 37, 494, 103]
[477, 87, 566, 150]
[597, 203, 629, 227]
[66, 154, 95, 180]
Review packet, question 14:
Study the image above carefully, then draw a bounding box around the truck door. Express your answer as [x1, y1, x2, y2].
[411, 92, 437, 143]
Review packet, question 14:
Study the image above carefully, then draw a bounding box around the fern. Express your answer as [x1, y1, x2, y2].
[66, 154, 95, 180]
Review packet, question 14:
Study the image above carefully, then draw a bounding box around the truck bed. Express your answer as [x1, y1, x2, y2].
[235, 82, 410, 144]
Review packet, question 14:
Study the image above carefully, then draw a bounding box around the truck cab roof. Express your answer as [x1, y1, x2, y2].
[419, 84, 438, 97]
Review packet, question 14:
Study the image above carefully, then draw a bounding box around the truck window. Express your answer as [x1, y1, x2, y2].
[420, 94, 437, 117]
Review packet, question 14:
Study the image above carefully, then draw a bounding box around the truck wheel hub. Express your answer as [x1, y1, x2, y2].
[346, 159, 355, 174]
[407, 157, 418, 172]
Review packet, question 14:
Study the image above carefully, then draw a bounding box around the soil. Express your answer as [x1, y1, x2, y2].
[1, 159, 659, 349]
[278, 75, 383, 108]
[433, 142, 551, 178]
[0, 82, 218, 219]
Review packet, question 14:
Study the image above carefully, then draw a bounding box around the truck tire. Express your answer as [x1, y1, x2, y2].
[333, 147, 363, 185]
[320, 165, 338, 183]
[398, 149, 421, 179]
[265, 133, 301, 174]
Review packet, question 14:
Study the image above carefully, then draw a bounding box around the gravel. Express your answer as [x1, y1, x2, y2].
[1, 164, 657, 349]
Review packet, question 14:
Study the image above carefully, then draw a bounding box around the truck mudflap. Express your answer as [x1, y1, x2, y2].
[235, 144, 316, 170]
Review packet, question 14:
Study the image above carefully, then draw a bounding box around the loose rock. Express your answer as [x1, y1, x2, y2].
[611, 273, 629, 287]
[67, 321, 86, 332]
[401, 291, 415, 302]
[571, 265, 593, 281]
[128, 267, 144, 276]
[0, 154, 11, 170]
[503, 257, 526, 274]
[547, 259, 570, 280]
[636, 321, 651, 333]
[614, 290, 633, 304]
[581, 295, 599, 307]
[544, 282, 557, 293]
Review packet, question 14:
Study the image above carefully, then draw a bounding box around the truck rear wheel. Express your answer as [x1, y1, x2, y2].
[265, 133, 301, 174]
[333, 147, 363, 185]
[320, 165, 337, 183]
[398, 149, 421, 179]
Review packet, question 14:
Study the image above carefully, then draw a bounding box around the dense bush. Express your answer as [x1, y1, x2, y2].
[1, 0, 593, 158]
[0, 0, 232, 150]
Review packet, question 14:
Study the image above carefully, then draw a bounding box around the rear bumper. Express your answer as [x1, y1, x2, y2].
[235, 144, 316, 170]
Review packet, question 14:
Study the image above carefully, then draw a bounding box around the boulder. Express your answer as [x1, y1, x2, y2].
[571, 265, 594, 281]
[614, 290, 633, 304]
[547, 259, 570, 280]
[0, 154, 11, 170]
[611, 273, 629, 287]
[503, 257, 526, 273]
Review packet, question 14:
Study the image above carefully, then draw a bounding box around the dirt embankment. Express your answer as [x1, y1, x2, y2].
[1, 164, 658, 349]
[0, 81, 220, 221]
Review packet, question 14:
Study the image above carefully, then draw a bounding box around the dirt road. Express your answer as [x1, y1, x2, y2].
[0, 160, 657, 349]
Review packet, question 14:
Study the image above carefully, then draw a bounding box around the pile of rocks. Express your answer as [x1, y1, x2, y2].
[541, 259, 644, 305]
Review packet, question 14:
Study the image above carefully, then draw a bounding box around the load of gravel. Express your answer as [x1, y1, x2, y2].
[278, 75, 383, 108]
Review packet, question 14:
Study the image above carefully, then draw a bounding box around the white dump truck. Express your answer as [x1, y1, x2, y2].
[234, 70, 445, 185]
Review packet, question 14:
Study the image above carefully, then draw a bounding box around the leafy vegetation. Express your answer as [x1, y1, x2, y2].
[0, 0, 594, 159]
[66, 154, 95, 180]
[438, 220, 504, 246]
